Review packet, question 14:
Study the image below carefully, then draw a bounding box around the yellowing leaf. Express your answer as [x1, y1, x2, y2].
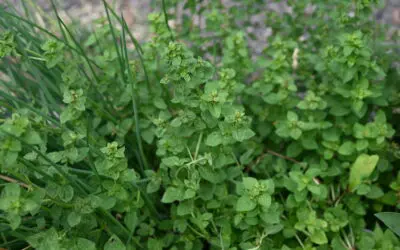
[349, 154, 379, 192]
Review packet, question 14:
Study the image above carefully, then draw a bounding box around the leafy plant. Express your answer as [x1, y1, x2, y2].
[0, 0, 399, 249]
[375, 212, 400, 237]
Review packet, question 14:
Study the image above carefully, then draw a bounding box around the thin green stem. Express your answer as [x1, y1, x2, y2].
[120, 16, 149, 172]
[294, 233, 305, 249]
[187, 224, 208, 240]
[162, 0, 174, 40]
[98, 208, 142, 248]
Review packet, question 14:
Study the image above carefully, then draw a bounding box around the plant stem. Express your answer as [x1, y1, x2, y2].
[294, 233, 305, 249]
[0, 174, 29, 189]
[246, 148, 303, 172]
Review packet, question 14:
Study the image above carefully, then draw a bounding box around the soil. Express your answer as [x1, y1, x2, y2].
[0, 0, 399, 44]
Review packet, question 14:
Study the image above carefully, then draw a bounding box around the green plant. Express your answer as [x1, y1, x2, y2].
[0, 0, 399, 249]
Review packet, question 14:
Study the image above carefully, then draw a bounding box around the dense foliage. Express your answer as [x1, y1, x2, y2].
[0, 0, 399, 249]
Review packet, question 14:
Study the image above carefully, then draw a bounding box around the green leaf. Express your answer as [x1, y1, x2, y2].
[67, 211, 81, 227]
[177, 200, 193, 216]
[310, 230, 328, 245]
[2, 183, 21, 198]
[356, 139, 369, 151]
[124, 211, 138, 232]
[59, 185, 74, 202]
[366, 185, 384, 199]
[349, 154, 379, 191]
[162, 156, 181, 167]
[209, 104, 222, 118]
[154, 97, 167, 109]
[104, 235, 126, 250]
[8, 213, 21, 230]
[184, 189, 196, 199]
[27, 228, 60, 249]
[98, 195, 116, 210]
[170, 117, 182, 127]
[322, 128, 341, 142]
[257, 193, 271, 208]
[205, 131, 222, 147]
[287, 111, 298, 121]
[23, 131, 43, 145]
[308, 185, 321, 196]
[199, 167, 226, 184]
[286, 142, 303, 157]
[353, 123, 365, 139]
[232, 127, 255, 142]
[240, 149, 254, 165]
[72, 238, 96, 250]
[242, 177, 258, 190]
[338, 141, 355, 156]
[236, 195, 256, 212]
[290, 128, 302, 140]
[22, 199, 40, 213]
[147, 238, 163, 250]
[161, 187, 183, 203]
[264, 224, 283, 236]
[146, 179, 161, 193]
[375, 212, 400, 237]
[355, 184, 370, 195]
[260, 179, 275, 193]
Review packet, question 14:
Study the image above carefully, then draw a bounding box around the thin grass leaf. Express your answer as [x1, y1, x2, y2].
[102, 1, 144, 54]
[103, 2, 150, 89]
[41, 5, 118, 118]
[162, 0, 174, 40]
[85, 113, 102, 184]
[0, 90, 60, 126]
[0, 129, 87, 195]
[0, 10, 97, 64]
[49, 0, 68, 41]
[120, 14, 149, 172]
[101, 0, 125, 81]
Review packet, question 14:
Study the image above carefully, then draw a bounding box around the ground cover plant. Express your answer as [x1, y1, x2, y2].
[0, 0, 399, 249]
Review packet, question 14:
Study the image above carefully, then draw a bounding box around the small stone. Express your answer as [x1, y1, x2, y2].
[392, 8, 400, 24]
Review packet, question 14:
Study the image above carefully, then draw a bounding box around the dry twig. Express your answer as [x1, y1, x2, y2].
[0, 174, 29, 189]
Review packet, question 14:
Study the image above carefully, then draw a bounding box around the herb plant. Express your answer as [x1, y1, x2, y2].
[0, 0, 399, 249]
